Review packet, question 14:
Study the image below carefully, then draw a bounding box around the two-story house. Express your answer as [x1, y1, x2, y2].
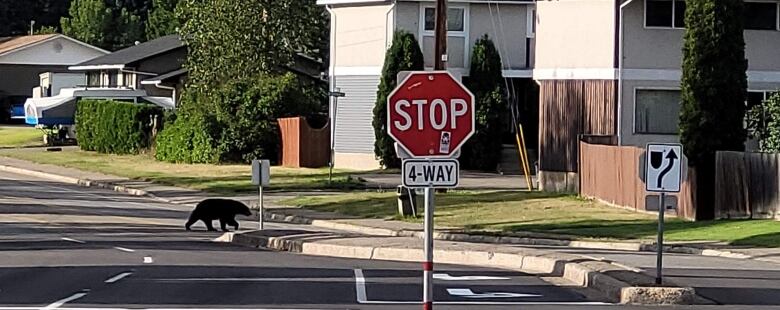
[321, 0, 536, 170]
[533, 0, 780, 191]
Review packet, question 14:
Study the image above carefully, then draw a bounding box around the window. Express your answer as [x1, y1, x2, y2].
[635, 89, 681, 134]
[645, 0, 686, 28]
[87, 72, 100, 87]
[748, 90, 779, 108]
[527, 9, 536, 38]
[423, 7, 465, 33]
[744, 2, 778, 30]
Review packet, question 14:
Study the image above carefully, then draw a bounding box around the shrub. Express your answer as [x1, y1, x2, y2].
[373, 30, 424, 168]
[155, 110, 217, 163]
[461, 35, 507, 171]
[75, 99, 163, 154]
[155, 72, 323, 164]
[747, 92, 780, 152]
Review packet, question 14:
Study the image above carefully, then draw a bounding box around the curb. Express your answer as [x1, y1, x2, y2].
[216, 230, 700, 305]
[0, 162, 765, 263]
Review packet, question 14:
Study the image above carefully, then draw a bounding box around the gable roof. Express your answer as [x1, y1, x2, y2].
[0, 34, 59, 56]
[70, 35, 184, 70]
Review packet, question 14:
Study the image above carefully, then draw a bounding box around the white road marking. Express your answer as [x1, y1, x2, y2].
[354, 269, 368, 303]
[60, 237, 86, 244]
[433, 273, 510, 281]
[0, 308, 331, 310]
[354, 268, 611, 306]
[143, 256, 153, 264]
[156, 277, 355, 282]
[113, 247, 135, 253]
[42, 291, 89, 309]
[104, 272, 133, 283]
[447, 288, 542, 298]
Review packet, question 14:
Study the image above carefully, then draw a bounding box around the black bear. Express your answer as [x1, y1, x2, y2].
[185, 198, 252, 232]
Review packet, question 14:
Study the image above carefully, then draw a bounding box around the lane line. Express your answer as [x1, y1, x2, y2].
[104, 272, 133, 284]
[42, 291, 89, 309]
[113, 247, 135, 253]
[143, 256, 153, 264]
[60, 237, 86, 244]
[353, 269, 368, 303]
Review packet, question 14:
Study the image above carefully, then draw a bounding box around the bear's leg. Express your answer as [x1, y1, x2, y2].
[185, 215, 198, 231]
[219, 218, 230, 232]
[227, 218, 239, 230]
[203, 219, 217, 231]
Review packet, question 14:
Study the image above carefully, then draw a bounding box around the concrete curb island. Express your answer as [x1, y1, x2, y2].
[0, 160, 723, 305]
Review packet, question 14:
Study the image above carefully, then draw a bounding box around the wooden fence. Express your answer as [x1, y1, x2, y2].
[579, 142, 697, 220]
[278, 117, 330, 168]
[715, 151, 780, 219]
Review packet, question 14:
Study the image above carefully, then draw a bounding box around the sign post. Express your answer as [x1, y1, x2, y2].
[252, 159, 270, 230]
[387, 70, 474, 310]
[644, 143, 682, 285]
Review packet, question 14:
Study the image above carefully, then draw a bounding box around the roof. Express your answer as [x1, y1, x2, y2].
[140, 68, 188, 85]
[70, 35, 183, 70]
[317, 0, 531, 4]
[0, 34, 58, 56]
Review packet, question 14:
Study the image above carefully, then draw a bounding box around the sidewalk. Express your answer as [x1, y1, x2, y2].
[3, 155, 780, 305]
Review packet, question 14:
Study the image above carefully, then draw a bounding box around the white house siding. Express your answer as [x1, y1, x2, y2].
[0, 37, 105, 65]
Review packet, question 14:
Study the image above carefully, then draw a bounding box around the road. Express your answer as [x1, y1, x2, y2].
[0, 170, 776, 310]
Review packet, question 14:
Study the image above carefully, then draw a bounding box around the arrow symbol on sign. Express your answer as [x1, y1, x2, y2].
[447, 288, 542, 299]
[656, 150, 678, 188]
[433, 273, 510, 281]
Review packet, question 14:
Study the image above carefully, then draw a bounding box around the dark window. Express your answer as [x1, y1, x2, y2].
[646, 0, 673, 27]
[635, 89, 681, 134]
[747, 91, 766, 108]
[646, 0, 686, 28]
[673, 0, 686, 27]
[423, 7, 465, 32]
[87, 72, 100, 87]
[744, 2, 778, 30]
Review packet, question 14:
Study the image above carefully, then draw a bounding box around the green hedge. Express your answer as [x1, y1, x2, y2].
[154, 111, 218, 163]
[76, 100, 163, 154]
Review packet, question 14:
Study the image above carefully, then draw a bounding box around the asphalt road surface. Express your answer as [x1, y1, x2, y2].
[0, 170, 775, 310]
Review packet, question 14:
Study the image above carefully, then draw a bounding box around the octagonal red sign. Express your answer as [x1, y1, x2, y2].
[387, 71, 475, 158]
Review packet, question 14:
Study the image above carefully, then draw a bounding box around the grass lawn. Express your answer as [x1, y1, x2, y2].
[0, 126, 43, 148]
[0, 148, 363, 193]
[283, 191, 780, 248]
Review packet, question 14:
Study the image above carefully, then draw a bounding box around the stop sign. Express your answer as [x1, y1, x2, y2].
[387, 71, 475, 158]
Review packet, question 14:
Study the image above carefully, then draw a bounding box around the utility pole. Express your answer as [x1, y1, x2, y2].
[424, 3, 447, 310]
[434, 0, 448, 70]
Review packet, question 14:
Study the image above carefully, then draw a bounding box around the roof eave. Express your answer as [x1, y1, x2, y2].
[68, 64, 126, 71]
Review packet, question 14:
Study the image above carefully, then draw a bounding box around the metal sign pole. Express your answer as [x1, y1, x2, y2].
[423, 186, 435, 310]
[259, 184, 264, 231]
[656, 191, 665, 285]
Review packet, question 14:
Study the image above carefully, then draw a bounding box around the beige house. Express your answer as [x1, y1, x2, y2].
[320, 0, 536, 170]
[534, 0, 780, 191]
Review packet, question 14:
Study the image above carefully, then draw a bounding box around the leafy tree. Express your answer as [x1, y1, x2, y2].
[372, 30, 425, 168]
[0, 0, 69, 36]
[461, 35, 507, 171]
[177, 0, 328, 96]
[61, 0, 144, 50]
[35, 26, 60, 34]
[679, 0, 747, 219]
[61, 0, 111, 48]
[145, 0, 179, 40]
[747, 93, 780, 152]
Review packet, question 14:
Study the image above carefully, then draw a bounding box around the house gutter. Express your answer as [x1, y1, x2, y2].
[616, 0, 635, 146]
[147, 82, 176, 107]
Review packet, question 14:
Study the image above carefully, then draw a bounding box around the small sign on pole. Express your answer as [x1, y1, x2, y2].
[402, 159, 459, 188]
[643, 143, 683, 286]
[252, 159, 270, 230]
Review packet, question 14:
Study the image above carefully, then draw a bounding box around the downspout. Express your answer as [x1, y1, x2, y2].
[385, 1, 396, 49]
[617, 0, 635, 146]
[153, 82, 177, 107]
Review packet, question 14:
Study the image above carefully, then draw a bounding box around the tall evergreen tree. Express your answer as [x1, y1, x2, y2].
[61, 0, 144, 50]
[680, 0, 747, 219]
[145, 0, 178, 40]
[462, 35, 507, 171]
[61, 0, 112, 48]
[372, 30, 425, 168]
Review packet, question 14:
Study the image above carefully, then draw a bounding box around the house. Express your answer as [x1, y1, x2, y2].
[533, 0, 780, 191]
[0, 34, 108, 121]
[24, 35, 187, 127]
[320, 0, 536, 170]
